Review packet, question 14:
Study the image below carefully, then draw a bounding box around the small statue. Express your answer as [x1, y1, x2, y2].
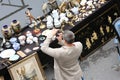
[86, 38, 91, 49]
[108, 16, 112, 24]
[25, 8, 37, 24]
[42, 2, 48, 17]
[106, 25, 110, 33]
[100, 26, 104, 35]
[91, 31, 98, 43]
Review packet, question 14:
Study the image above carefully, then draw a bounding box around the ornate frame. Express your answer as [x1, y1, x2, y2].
[8, 52, 46, 80]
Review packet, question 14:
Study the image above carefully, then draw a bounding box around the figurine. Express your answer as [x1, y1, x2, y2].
[25, 8, 37, 24]
[106, 25, 110, 33]
[100, 26, 104, 35]
[91, 31, 98, 43]
[86, 38, 91, 49]
[42, 2, 48, 17]
[108, 16, 112, 24]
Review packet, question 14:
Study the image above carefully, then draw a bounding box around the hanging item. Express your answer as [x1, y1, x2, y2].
[1, 25, 12, 39]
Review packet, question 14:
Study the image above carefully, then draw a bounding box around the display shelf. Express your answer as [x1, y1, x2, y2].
[71, 0, 120, 59]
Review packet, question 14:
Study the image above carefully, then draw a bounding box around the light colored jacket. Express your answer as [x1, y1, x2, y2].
[41, 34, 83, 80]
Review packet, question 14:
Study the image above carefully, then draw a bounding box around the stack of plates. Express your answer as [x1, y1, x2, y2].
[0, 49, 16, 58]
[0, 49, 19, 61]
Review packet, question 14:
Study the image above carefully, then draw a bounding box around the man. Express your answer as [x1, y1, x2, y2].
[41, 29, 83, 80]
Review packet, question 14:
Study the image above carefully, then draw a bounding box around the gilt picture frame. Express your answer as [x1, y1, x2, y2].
[8, 52, 46, 80]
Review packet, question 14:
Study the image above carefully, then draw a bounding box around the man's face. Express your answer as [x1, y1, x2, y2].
[56, 33, 63, 42]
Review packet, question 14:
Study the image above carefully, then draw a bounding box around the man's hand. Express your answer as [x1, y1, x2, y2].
[51, 28, 59, 36]
[56, 33, 63, 42]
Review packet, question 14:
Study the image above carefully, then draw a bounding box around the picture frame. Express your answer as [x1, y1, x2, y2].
[8, 52, 46, 80]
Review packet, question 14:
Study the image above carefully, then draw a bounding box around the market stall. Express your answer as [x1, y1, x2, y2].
[0, 0, 120, 80]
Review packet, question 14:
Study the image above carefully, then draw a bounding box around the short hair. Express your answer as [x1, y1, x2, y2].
[63, 30, 75, 44]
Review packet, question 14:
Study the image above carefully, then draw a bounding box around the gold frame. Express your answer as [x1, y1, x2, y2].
[8, 52, 46, 80]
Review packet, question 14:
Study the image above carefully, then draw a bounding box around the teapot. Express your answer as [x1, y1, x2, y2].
[66, 9, 73, 18]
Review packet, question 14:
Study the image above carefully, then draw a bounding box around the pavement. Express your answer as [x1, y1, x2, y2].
[81, 38, 120, 80]
[44, 38, 120, 80]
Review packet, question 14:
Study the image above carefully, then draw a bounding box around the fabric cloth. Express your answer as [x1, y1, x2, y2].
[41, 33, 83, 80]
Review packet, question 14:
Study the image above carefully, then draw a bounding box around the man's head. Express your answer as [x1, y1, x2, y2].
[63, 30, 75, 44]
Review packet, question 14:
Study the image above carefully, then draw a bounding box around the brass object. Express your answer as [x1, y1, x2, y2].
[40, 23, 46, 29]
[100, 0, 106, 3]
[68, 21, 75, 27]
[25, 8, 37, 24]
[59, 1, 67, 12]
[66, 10, 73, 18]
[72, 15, 79, 22]
[70, 0, 81, 7]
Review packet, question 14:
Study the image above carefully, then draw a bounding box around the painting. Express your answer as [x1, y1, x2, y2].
[8, 52, 46, 80]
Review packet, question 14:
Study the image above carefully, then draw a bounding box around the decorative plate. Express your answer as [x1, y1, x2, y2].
[9, 54, 19, 61]
[0, 49, 16, 58]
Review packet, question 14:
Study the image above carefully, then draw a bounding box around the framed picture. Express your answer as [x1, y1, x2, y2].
[8, 52, 46, 80]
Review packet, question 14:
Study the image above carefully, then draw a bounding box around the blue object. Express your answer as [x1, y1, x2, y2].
[12, 43, 20, 50]
[9, 37, 17, 44]
[114, 37, 119, 44]
[113, 17, 120, 37]
[81, 76, 84, 80]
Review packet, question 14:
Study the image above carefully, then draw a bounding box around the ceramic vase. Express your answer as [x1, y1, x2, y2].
[11, 20, 21, 34]
[1, 25, 12, 39]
